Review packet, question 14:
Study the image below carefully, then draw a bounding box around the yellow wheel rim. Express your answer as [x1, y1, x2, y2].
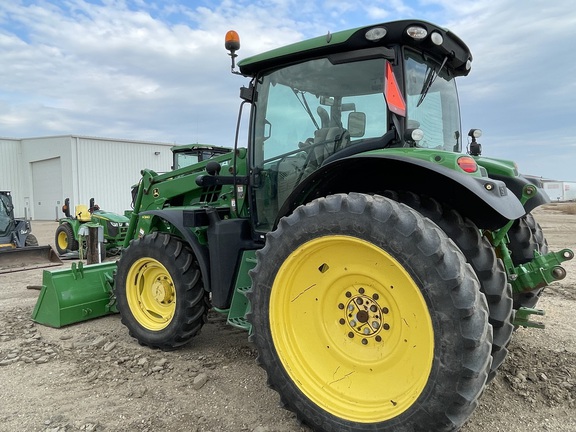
[126, 257, 176, 330]
[57, 231, 68, 250]
[270, 235, 434, 423]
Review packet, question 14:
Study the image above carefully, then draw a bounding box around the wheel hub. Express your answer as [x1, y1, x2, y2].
[339, 286, 389, 344]
[152, 277, 173, 304]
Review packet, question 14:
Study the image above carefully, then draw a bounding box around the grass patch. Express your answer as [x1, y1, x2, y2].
[562, 203, 576, 215]
[544, 202, 576, 215]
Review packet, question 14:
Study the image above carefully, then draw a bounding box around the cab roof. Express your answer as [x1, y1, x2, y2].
[238, 20, 472, 77]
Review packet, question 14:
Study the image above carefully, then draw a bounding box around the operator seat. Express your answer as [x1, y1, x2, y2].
[75, 205, 91, 222]
[311, 126, 350, 167]
[310, 106, 350, 167]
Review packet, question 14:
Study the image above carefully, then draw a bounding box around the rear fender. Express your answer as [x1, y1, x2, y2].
[276, 154, 526, 230]
[490, 174, 549, 213]
[137, 209, 210, 291]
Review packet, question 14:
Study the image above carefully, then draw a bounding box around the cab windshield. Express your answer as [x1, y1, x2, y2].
[254, 57, 388, 161]
[404, 49, 462, 151]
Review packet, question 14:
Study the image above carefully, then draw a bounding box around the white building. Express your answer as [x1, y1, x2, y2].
[542, 180, 576, 202]
[0, 135, 174, 220]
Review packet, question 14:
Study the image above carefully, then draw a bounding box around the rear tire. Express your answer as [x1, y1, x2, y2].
[384, 191, 513, 381]
[115, 232, 209, 350]
[249, 193, 491, 432]
[55, 223, 78, 254]
[508, 213, 549, 309]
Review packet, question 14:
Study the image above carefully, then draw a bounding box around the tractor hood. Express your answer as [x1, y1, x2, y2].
[92, 210, 130, 223]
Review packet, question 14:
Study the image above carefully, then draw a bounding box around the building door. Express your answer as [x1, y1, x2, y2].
[32, 158, 63, 220]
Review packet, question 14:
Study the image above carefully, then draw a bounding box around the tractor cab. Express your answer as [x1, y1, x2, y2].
[230, 21, 475, 231]
[171, 143, 232, 170]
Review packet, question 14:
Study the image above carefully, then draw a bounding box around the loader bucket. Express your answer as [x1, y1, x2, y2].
[0, 246, 63, 274]
[31, 261, 118, 328]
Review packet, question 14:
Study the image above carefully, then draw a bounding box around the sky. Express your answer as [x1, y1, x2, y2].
[0, 0, 575, 181]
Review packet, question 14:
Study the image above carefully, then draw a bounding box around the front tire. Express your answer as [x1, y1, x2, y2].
[55, 223, 78, 254]
[24, 233, 39, 247]
[114, 232, 209, 350]
[508, 213, 549, 309]
[249, 193, 492, 432]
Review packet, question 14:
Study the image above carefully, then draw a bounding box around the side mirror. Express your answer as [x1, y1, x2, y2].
[347, 112, 366, 138]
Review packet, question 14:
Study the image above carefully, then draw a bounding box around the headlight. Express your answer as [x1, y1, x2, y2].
[430, 31, 443, 46]
[406, 26, 427, 40]
[365, 27, 387, 42]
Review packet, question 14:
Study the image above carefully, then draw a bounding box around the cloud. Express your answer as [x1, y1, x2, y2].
[0, 0, 574, 180]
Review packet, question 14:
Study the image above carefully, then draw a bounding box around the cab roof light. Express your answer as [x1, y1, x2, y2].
[457, 156, 478, 173]
[430, 31, 443, 46]
[365, 27, 387, 42]
[406, 26, 427, 40]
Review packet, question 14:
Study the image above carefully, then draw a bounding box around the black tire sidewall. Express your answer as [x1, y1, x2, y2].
[24, 233, 38, 247]
[55, 224, 76, 254]
[115, 232, 206, 349]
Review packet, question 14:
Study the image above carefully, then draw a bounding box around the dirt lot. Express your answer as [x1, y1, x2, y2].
[1, 205, 574, 432]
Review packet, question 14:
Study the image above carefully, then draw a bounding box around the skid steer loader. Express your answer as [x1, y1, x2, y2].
[0, 191, 61, 273]
[32, 20, 573, 432]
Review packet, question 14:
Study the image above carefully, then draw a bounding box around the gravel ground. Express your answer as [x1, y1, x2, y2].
[0, 204, 574, 432]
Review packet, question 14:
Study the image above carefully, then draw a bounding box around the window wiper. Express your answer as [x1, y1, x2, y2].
[293, 89, 320, 130]
[416, 56, 448, 107]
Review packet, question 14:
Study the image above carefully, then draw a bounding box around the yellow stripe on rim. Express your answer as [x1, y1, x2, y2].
[269, 235, 434, 423]
[126, 257, 176, 331]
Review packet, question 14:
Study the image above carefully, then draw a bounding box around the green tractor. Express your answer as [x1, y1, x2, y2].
[55, 197, 129, 260]
[34, 20, 573, 432]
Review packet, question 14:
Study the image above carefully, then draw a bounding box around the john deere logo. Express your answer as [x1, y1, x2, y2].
[153, 188, 159, 198]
